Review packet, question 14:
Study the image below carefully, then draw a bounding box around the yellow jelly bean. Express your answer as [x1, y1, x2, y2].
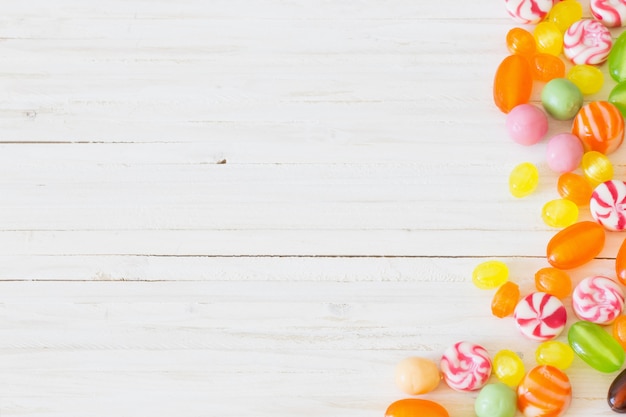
[509, 162, 539, 198]
[567, 65, 604, 95]
[536, 341, 575, 370]
[582, 151, 614, 187]
[493, 349, 525, 388]
[547, 0, 583, 33]
[534, 21, 563, 56]
[541, 198, 579, 228]
[472, 260, 509, 289]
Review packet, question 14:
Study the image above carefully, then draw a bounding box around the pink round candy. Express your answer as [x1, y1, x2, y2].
[590, 180, 626, 231]
[514, 292, 567, 341]
[505, 0, 553, 24]
[440, 341, 492, 392]
[564, 19, 613, 65]
[590, 0, 626, 28]
[572, 275, 624, 324]
[506, 104, 549, 146]
[545, 133, 584, 173]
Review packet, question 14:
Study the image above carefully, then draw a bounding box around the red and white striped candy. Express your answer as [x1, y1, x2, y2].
[504, 0, 553, 24]
[514, 292, 567, 341]
[591, 0, 626, 28]
[573, 275, 624, 324]
[440, 341, 492, 392]
[590, 180, 626, 231]
[564, 19, 613, 65]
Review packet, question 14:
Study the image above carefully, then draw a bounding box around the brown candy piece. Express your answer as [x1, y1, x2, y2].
[608, 368, 626, 412]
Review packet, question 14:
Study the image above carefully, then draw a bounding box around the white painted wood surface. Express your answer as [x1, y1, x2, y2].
[1, 0, 625, 415]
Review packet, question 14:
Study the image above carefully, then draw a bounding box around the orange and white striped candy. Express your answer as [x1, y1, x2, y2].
[517, 365, 572, 417]
[572, 101, 624, 155]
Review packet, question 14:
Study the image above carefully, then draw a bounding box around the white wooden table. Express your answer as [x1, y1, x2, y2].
[1, 0, 625, 415]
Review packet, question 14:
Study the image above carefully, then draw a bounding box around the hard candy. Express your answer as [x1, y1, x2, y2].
[609, 368, 626, 413]
[517, 365, 571, 417]
[546, 221, 605, 269]
[572, 275, 624, 324]
[494, 55, 533, 113]
[493, 349, 525, 388]
[572, 101, 624, 155]
[609, 31, 626, 82]
[564, 19, 612, 65]
[505, 104, 548, 146]
[568, 320, 625, 372]
[541, 78, 583, 120]
[545, 133, 583, 173]
[590, 180, 626, 231]
[591, 0, 626, 27]
[475, 383, 517, 417]
[395, 357, 441, 395]
[385, 399, 449, 417]
[514, 292, 567, 341]
[609, 81, 626, 117]
[505, 0, 553, 24]
[440, 341, 492, 391]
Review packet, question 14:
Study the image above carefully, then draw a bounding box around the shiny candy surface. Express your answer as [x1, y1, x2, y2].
[509, 162, 539, 198]
[590, 180, 626, 231]
[541, 78, 583, 120]
[572, 101, 625, 155]
[491, 281, 520, 318]
[545, 133, 583, 173]
[564, 19, 612, 65]
[534, 21, 563, 56]
[546, 221, 605, 269]
[567, 64, 604, 95]
[568, 320, 625, 372]
[493, 350, 525, 388]
[610, 31, 626, 82]
[541, 199, 579, 228]
[557, 172, 593, 206]
[472, 260, 508, 289]
[514, 292, 567, 341]
[547, 0, 583, 32]
[613, 315, 626, 351]
[395, 357, 441, 395]
[591, 0, 626, 27]
[572, 276, 624, 324]
[532, 53, 565, 82]
[610, 81, 626, 117]
[384, 399, 450, 417]
[517, 365, 572, 417]
[494, 55, 533, 113]
[582, 150, 614, 187]
[608, 368, 626, 412]
[535, 341, 575, 370]
[440, 341, 492, 392]
[475, 383, 517, 417]
[616, 238, 626, 285]
[505, 0, 554, 24]
[506, 104, 548, 146]
[507, 27, 536, 57]
[535, 267, 572, 299]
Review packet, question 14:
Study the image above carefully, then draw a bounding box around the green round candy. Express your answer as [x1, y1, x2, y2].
[568, 320, 625, 373]
[541, 78, 583, 120]
[609, 82, 626, 118]
[474, 383, 517, 417]
[609, 31, 626, 83]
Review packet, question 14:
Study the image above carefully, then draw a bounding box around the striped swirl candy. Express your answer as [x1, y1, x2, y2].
[564, 19, 613, 65]
[573, 276, 624, 324]
[517, 365, 572, 417]
[504, 0, 553, 24]
[514, 292, 567, 341]
[591, 0, 626, 28]
[572, 101, 625, 155]
[440, 341, 492, 392]
[590, 180, 626, 231]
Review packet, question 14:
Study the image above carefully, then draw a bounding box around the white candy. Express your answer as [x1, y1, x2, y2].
[590, 180, 626, 231]
[573, 276, 624, 324]
[504, 0, 553, 24]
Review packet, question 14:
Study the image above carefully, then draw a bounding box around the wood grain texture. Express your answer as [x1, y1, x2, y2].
[0, 0, 624, 415]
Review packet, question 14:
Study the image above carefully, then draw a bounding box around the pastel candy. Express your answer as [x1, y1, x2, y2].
[395, 357, 441, 395]
[517, 365, 571, 417]
[440, 341, 492, 392]
[590, 0, 626, 27]
[572, 101, 624, 155]
[564, 19, 612, 65]
[505, 0, 553, 24]
[568, 320, 625, 372]
[514, 292, 567, 341]
[475, 383, 517, 417]
[590, 180, 626, 231]
[572, 275, 624, 324]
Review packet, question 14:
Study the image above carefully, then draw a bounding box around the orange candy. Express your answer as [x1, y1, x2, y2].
[614, 315, 626, 351]
[557, 172, 593, 206]
[616, 239, 626, 285]
[572, 101, 625, 155]
[494, 55, 533, 113]
[532, 53, 566, 82]
[546, 221, 605, 269]
[517, 365, 572, 416]
[534, 267, 572, 299]
[491, 281, 520, 318]
[507, 27, 536, 58]
[385, 399, 449, 417]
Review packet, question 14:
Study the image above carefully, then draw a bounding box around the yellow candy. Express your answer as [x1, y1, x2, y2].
[547, 0, 583, 33]
[541, 199, 579, 228]
[509, 162, 539, 198]
[536, 341, 575, 370]
[493, 349, 525, 388]
[472, 260, 508, 289]
[534, 22, 563, 56]
[582, 151, 614, 187]
[567, 65, 604, 95]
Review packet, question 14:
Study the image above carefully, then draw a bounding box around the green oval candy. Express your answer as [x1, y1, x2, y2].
[609, 82, 626, 118]
[609, 31, 626, 83]
[541, 78, 583, 120]
[475, 383, 517, 417]
[568, 321, 625, 373]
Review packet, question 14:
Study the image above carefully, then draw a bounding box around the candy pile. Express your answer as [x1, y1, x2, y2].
[384, 1, 626, 416]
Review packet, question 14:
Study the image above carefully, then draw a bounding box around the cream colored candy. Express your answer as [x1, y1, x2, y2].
[395, 357, 441, 395]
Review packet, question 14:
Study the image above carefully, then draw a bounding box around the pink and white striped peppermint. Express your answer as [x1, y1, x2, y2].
[564, 19, 613, 65]
[590, 180, 626, 231]
[504, 0, 553, 24]
[440, 341, 492, 392]
[591, 0, 626, 28]
[573, 276, 624, 324]
[514, 292, 567, 341]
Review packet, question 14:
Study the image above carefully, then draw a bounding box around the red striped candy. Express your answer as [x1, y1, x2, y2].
[514, 292, 567, 341]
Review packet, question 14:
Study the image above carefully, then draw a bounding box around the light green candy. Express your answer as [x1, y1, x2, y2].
[609, 31, 626, 83]
[609, 82, 626, 118]
[541, 78, 583, 120]
[568, 321, 625, 373]
[475, 383, 517, 417]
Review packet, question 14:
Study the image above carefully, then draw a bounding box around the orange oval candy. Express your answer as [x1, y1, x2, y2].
[385, 399, 449, 417]
[557, 172, 593, 206]
[507, 27, 536, 58]
[613, 315, 626, 351]
[494, 54, 533, 113]
[534, 267, 572, 299]
[616, 238, 626, 285]
[491, 281, 520, 318]
[546, 221, 605, 269]
[532, 53, 566, 82]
